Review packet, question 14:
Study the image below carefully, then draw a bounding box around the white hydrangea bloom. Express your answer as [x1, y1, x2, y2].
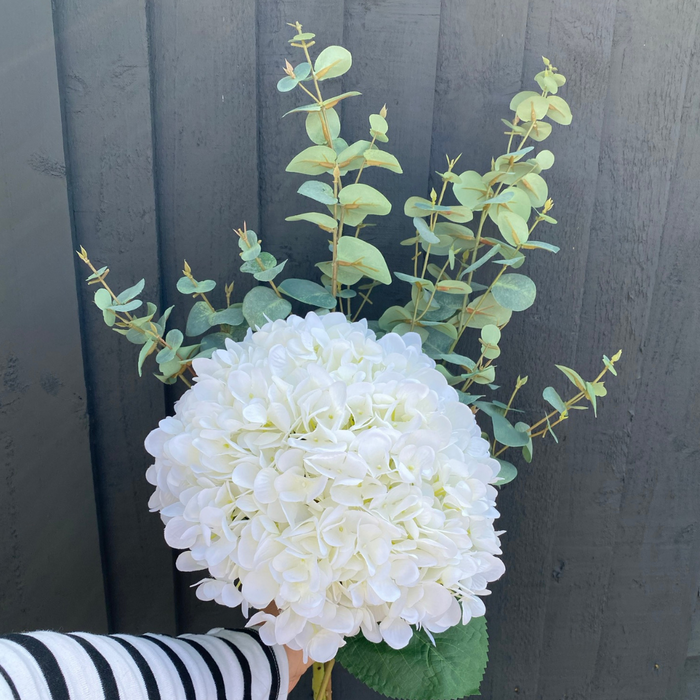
[145, 311, 505, 661]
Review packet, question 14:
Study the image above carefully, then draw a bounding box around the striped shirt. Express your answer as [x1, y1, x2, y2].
[0, 627, 289, 700]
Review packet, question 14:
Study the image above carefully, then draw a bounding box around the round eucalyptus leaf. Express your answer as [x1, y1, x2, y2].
[492, 273, 537, 312]
[278, 278, 336, 309]
[314, 45, 352, 80]
[242, 286, 292, 329]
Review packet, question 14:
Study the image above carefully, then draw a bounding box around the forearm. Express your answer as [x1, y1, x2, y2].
[0, 627, 290, 700]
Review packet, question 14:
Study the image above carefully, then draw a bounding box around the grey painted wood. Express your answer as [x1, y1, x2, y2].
[536, 1, 700, 698]
[589, 11, 700, 698]
[51, 0, 176, 633]
[146, 0, 260, 634]
[0, 0, 107, 632]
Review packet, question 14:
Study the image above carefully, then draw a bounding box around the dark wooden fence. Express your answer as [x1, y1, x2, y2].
[2, 1, 700, 698]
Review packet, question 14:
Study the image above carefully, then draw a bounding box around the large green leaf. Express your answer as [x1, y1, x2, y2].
[336, 237, 391, 285]
[516, 94, 549, 122]
[305, 107, 341, 144]
[286, 145, 337, 175]
[487, 186, 531, 224]
[495, 458, 518, 485]
[298, 180, 338, 205]
[314, 45, 352, 80]
[463, 292, 512, 329]
[338, 184, 391, 226]
[362, 148, 403, 173]
[476, 401, 530, 447]
[517, 173, 548, 207]
[492, 273, 536, 312]
[337, 617, 488, 700]
[337, 140, 371, 171]
[278, 278, 336, 309]
[497, 212, 530, 246]
[286, 211, 338, 231]
[242, 286, 292, 329]
[546, 96, 573, 125]
[453, 171, 490, 210]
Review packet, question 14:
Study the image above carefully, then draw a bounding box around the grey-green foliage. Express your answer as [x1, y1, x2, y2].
[78, 28, 623, 700]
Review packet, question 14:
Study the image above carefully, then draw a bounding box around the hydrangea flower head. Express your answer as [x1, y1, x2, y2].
[146, 312, 504, 661]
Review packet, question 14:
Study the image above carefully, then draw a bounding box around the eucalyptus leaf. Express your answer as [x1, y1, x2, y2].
[497, 212, 530, 246]
[117, 279, 145, 303]
[517, 173, 549, 207]
[305, 107, 341, 144]
[413, 217, 440, 244]
[286, 145, 337, 175]
[210, 306, 245, 327]
[543, 386, 568, 415]
[362, 149, 403, 173]
[186, 301, 214, 336]
[298, 180, 338, 205]
[285, 212, 338, 231]
[278, 278, 337, 309]
[253, 260, 288, 282]
[314, 45, 352, 80]
[546, 96, 573, 125]
[94, 288, 112, 311]
[492, 273, 537, 312]
[477, 401, 530, 447]
[337, 237, 392, 285]
[495, 459, 518, 485]
[556, 364, 586, 391]
[242, 286, 292, 329]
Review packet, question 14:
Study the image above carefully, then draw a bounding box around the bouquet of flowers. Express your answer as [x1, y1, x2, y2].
[78, 22, 620, 700]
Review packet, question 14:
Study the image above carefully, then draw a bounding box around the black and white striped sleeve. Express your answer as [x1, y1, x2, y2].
[0, 627, 289, 700]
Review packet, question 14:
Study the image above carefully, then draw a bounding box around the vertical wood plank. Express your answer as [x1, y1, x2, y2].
[146, 0, 259, 633]
[0, 0, 107, 632]
[590, 16, 700, 699]
[340, 0, 442, 315]
[535, 1, 700, 697]
[52, 0, 176, 633]
[256, 0, 345, 290]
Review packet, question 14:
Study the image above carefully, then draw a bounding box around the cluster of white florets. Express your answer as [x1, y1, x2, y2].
[145, 312, 504, 661]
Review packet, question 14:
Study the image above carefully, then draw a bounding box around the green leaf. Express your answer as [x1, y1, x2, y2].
[276, 76, 298, 92]
[103, 309, 116, 327]
[404, 196, 434, 217]
[463, 244, 501, 273]
[278, 278, 336, 309]
[338, 184, 392, 226]
[316, 260, 364, 286]
[337, 237, 392, 285]
[86, 266, 108, 281]
[242, 252, 277, 274]
[314, 45, 352, 80]
[94, 288, 113, 310]
[464, 292, 512, 329]
[337, 618, 488, 700]
[495, 459, 518, 485]
[362, 148, 403, 173]
[321, 91, 362, 110]
[117, 279, 145, 303]
[156, 329, 184, 363]
[435, 279, 471, 295]
[210, 306, 244, 326]
[488, 187, 532, 224]
[492, 273, 536, 312]
[186, 301, 214, 336]
[253, 260, 287, 282]
[177, 276, 216, 294]
[497, 212, 530, 247]
[286, 145, 337, 175]
[298, 180, 338, 205]
[395, 271, 434, 290]
[413, 217, 440, 244]
[546, 96, 573, 125]
[602, 354, 618, 376]
[535, 149, 555, 169]
[522, 120, 553, 142]
[482, 190, 515, 206]
[516, 94, 550, 122]
[509, 90, 540, 111]
[137, 339, 156, 377]
[555, 364, 586, 391]
[337, 140, 371, 171]
[517, 173, 549, 207]
[369, 113, 388, 136]
[543, 386, 568, 416]
[453, 171, 490, 210]
[196, 332, 233, 358]
[585, 381, 598, 416]
[285, 212, 338, 231]
[477, 402, 530, 447]
[242, 286, 292, 329]
[522, 240, 559, 253]
[481, 324, 501, 345]
[110, 299, 142, 312]
[305, 107, 341, 144]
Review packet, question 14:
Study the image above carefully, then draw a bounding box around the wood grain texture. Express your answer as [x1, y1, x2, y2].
[341, 0, 442, 316]
[145, 0, 260, 634]
[51, 0, 175, 633]
[589, 14, 700, 699]
[536, 1, 700, 697]
[0, 0, 107, 633]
